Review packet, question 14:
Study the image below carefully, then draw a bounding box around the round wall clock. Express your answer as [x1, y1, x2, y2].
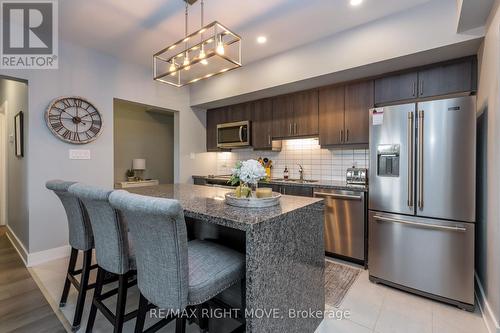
[45, 96, 103, 144]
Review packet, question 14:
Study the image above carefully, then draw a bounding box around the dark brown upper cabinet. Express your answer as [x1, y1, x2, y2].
[418, 59, 474, 98]
[226, 102, 252, 122]
[344, 80, 373, 145]
[272, 90, 318, 139]
[293, 90, 319, 137]
[319, 85, 345, 146]
[252, 99, 273, 150]
[206, 106, 229, 152]
[272, 94, 294, 138]
[319, 80, 373, 146]
[375, 57, 477, 105]
[374, 72, 418, 105]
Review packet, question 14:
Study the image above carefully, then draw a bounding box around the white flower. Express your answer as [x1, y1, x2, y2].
[231, 159, 266, 185]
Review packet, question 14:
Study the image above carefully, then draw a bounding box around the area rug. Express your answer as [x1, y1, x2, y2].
[324, 260, 361, 308]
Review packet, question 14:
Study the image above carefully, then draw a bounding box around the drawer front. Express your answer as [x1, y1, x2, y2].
[368, 211, 474, 305]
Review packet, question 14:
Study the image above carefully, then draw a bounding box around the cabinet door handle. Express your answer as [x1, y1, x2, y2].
[346, 129, 349, 142]
[268, 134, 271, 145]
[412, 82, 416, 96]
[294, 123, 297, 135]
[340, 129, 343, 143]
[419, 80, 424, 96]
[289, 123, 292, 135]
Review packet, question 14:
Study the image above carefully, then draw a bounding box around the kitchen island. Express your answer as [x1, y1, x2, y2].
[127, 184, 325, 333]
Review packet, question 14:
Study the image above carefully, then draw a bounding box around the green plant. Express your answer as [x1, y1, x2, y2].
[126, 169, 135, 178]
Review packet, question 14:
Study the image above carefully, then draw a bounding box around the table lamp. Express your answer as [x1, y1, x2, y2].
[132, 158, 146, 181]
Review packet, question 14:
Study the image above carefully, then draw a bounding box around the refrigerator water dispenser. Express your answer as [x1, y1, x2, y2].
[377, 144, 400, 177]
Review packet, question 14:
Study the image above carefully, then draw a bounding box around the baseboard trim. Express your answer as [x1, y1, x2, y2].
[27, 244, 71, 267]
[5, 225, 28, 265]
[475, 272, 500, 333]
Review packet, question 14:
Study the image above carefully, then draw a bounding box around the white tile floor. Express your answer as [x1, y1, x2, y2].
[30, 255, 488, 333]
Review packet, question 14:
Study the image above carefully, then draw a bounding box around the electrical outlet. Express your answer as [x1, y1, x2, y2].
[69, 149, 91, 160]
[190, 152, 196, 160]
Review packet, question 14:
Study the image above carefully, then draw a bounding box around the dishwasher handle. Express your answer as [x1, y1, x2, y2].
[314, 192, 363, 200]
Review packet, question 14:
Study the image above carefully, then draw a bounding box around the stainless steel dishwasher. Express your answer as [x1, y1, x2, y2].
[314, 188, 366, 264]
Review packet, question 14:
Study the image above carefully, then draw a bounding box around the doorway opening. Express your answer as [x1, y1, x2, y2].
[113, 99, 177, 187]
[0, 101, 6, 226]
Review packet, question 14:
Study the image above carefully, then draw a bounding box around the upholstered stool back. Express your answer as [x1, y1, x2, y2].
[46, 180, 93, 251]
[109, 190, 189, 310]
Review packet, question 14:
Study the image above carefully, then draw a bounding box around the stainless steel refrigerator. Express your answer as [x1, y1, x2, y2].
[368, 96, 475, 311]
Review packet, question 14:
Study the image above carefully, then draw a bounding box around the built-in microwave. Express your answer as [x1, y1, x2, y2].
[217, 121, 251, 148]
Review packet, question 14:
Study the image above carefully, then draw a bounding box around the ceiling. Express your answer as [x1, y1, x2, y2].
[60, 0, 434, 68]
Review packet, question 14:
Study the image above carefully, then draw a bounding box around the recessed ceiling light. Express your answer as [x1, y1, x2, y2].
[257, 36, 267, 44]
[350, 0, 363, 6]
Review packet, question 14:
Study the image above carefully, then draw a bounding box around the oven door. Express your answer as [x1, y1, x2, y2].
[217, 121, 250, 148]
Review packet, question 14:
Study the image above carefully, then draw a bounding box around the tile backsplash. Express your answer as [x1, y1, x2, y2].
[216, 138, 369, 181]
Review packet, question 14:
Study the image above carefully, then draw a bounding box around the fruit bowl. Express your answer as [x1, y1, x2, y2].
[224, 192, 281, 208]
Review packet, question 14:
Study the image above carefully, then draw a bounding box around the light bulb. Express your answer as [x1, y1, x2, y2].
[169, 61, 177, 76]
[183, 52, 190, 70]
[199, 46, 208, 65]
[216, 35, 225, 55]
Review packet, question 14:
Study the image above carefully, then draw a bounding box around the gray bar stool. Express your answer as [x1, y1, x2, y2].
[46, 180, 96, 331]
[69, 183, 137, 333]
[109, 190, 246, 333]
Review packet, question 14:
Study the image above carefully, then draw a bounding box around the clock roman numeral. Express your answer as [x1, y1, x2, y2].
[75, 99, 82, 108]
[89, 125, 100, 136]
[51, 121, 64, 132]
[62, 129, 71, 139]
[61, 99, 72, 108]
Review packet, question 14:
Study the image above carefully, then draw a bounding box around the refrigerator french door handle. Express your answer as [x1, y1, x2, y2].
[373, 215, 466, 232]
[418, 110, 424, 209]
[407, 111, 414, 208]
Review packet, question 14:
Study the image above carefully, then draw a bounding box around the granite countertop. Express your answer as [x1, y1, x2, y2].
[192, 175, 368, 192]
[126, 184, 323, 231]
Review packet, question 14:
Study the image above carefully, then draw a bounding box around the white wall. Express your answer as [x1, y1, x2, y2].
[189, 0, 481, 107]
[0, 40, 215, 253]
[476, 0, 500, 331]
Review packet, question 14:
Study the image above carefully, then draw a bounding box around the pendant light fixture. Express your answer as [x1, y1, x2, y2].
[153, 0, 242, 87]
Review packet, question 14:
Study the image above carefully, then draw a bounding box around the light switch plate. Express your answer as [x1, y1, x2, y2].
[69, 149, 91, 160]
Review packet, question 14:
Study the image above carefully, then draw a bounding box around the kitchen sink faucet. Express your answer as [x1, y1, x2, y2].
[298, 164, 304, 181]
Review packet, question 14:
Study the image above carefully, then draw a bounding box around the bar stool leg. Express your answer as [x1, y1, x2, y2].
[60, 247, 78, 307]
[175, 317, 186, 333]
[73, 249, 92, 330]
[134, 293, 149, 333]
[114, 274, 128, 333]
[86, 267, 105, 333]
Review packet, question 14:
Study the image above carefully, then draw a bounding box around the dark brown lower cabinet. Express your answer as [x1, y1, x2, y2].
[259, 183, 313, 197]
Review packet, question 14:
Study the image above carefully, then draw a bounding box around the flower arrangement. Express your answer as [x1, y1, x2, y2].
[229, 159, 267, 186]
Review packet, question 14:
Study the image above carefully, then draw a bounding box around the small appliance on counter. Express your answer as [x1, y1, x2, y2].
[346, 166, 368, 186]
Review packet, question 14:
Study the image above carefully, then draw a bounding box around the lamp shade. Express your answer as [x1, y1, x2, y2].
[132, 159, 146, 170]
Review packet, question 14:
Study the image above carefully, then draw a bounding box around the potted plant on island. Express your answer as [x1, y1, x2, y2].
[228, 159, 267, 198]
[126, 169, 135, 182]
